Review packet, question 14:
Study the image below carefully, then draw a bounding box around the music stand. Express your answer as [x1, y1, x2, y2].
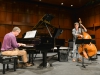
[75, 39, 91, 68]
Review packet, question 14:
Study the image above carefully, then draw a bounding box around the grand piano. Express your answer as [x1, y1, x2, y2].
[17, 14, 63, 67]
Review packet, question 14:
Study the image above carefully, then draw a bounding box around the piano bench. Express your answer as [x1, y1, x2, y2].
[0, 53, 17, 74]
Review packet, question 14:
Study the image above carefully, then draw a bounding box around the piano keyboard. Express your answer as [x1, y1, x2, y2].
[25, 45, 34, 47]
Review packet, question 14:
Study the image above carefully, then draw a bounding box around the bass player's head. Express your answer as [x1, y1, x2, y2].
[74, 22, 79, 30]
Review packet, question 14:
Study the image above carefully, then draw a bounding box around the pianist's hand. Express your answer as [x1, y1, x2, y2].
[21, 44, 26, 46]
[18, 43, 26, 47]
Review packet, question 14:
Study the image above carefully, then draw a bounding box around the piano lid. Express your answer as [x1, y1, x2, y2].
[43, 14, 54, 22]
[22, 14, 63, 38]
[32, 14, 54, 30]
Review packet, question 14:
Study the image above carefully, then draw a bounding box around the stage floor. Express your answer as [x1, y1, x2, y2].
[0, 53, 100, 75]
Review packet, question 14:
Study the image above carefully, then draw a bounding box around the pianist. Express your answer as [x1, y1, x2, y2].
[1, 27, 32, 67]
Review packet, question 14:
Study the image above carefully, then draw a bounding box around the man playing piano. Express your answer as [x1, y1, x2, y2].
[1, 27, 32, 67]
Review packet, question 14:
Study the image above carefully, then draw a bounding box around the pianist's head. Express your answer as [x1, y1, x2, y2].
[12, 27, 21, 36]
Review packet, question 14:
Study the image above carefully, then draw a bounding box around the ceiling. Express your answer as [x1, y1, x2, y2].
[31, 0, 92, 8]
[3, 0, 99, 9]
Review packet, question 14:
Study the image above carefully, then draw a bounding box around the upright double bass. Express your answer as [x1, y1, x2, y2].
[78, 18, 97, 59]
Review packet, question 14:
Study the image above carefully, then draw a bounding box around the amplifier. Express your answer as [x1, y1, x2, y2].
[59, 50, 68, 62]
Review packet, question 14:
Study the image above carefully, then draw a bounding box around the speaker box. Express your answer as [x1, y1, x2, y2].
[59, 50, 68, 62]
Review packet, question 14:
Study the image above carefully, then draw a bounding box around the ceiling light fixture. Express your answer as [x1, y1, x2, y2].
[39, 0, 41, 1]
[71, 5, 73, 7]
[61, 3, 63, 5]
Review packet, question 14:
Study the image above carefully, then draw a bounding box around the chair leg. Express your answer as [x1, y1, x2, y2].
[3, 64, 5, 74]
[14, 58, 17, 71]
[67, 51, 69, 61]
[7, 64, 9, 71]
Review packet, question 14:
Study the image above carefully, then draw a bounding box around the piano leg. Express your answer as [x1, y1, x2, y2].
[28, 53, 34, 65]
[39, 51, 47, 67]
[42, 52, 47, 67]
[39, 51, 52, 68]
[32, 54, 34, 65]
[56, 46, 60, 61]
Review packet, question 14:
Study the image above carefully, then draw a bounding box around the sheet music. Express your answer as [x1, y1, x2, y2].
[24, 30, 37, 38]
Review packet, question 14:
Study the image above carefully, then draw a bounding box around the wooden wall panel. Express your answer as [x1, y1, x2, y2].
[6, 3, 12, 12]
[59, 30, 72, 41]
[58, 31, 64, 39]
[25, 14, 31, 23]
[67, 18, 73, 28]
[94, 14, 100, 26]
[18, 14, 26, 23]
[0, 25, 13, 43]
[0, 37, 3, 43]
[94, 6, 100, 15]
[5, 25, 13, 34]
[90, 8, 94, 16]
[18, 4, 26, 14]
[87, 28, 95, 35]
[13, 4, 19, 13]
[64, 18, 68, 28]
[96, 39, 100, 50]
[33, 15, 38, 24]
[67, 30, 73, 39]
[28, 14, 33, 23]
[63, 11, 73, 29]
[59, 18, 64, 28]
[0, 25, 5, 37]
[58, 29, 68, 46]
[63, 30, 68, 46]
[6, 12, 12, 21]
[38, 8, 45, 16]
[0, 3, 6, 12]
[89, 16, 94, 27]
[0, 12, 6, 21]
[64, 16, 72, 28]
[95, 27, 100, 39]
[13, 13, 19, 22]
[47, 9, 53, 15]
[84, 17, 90, 27]
[33, 7, 38, 15]
[51, 18, 59, 27]
[60, 29, 73, 46]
